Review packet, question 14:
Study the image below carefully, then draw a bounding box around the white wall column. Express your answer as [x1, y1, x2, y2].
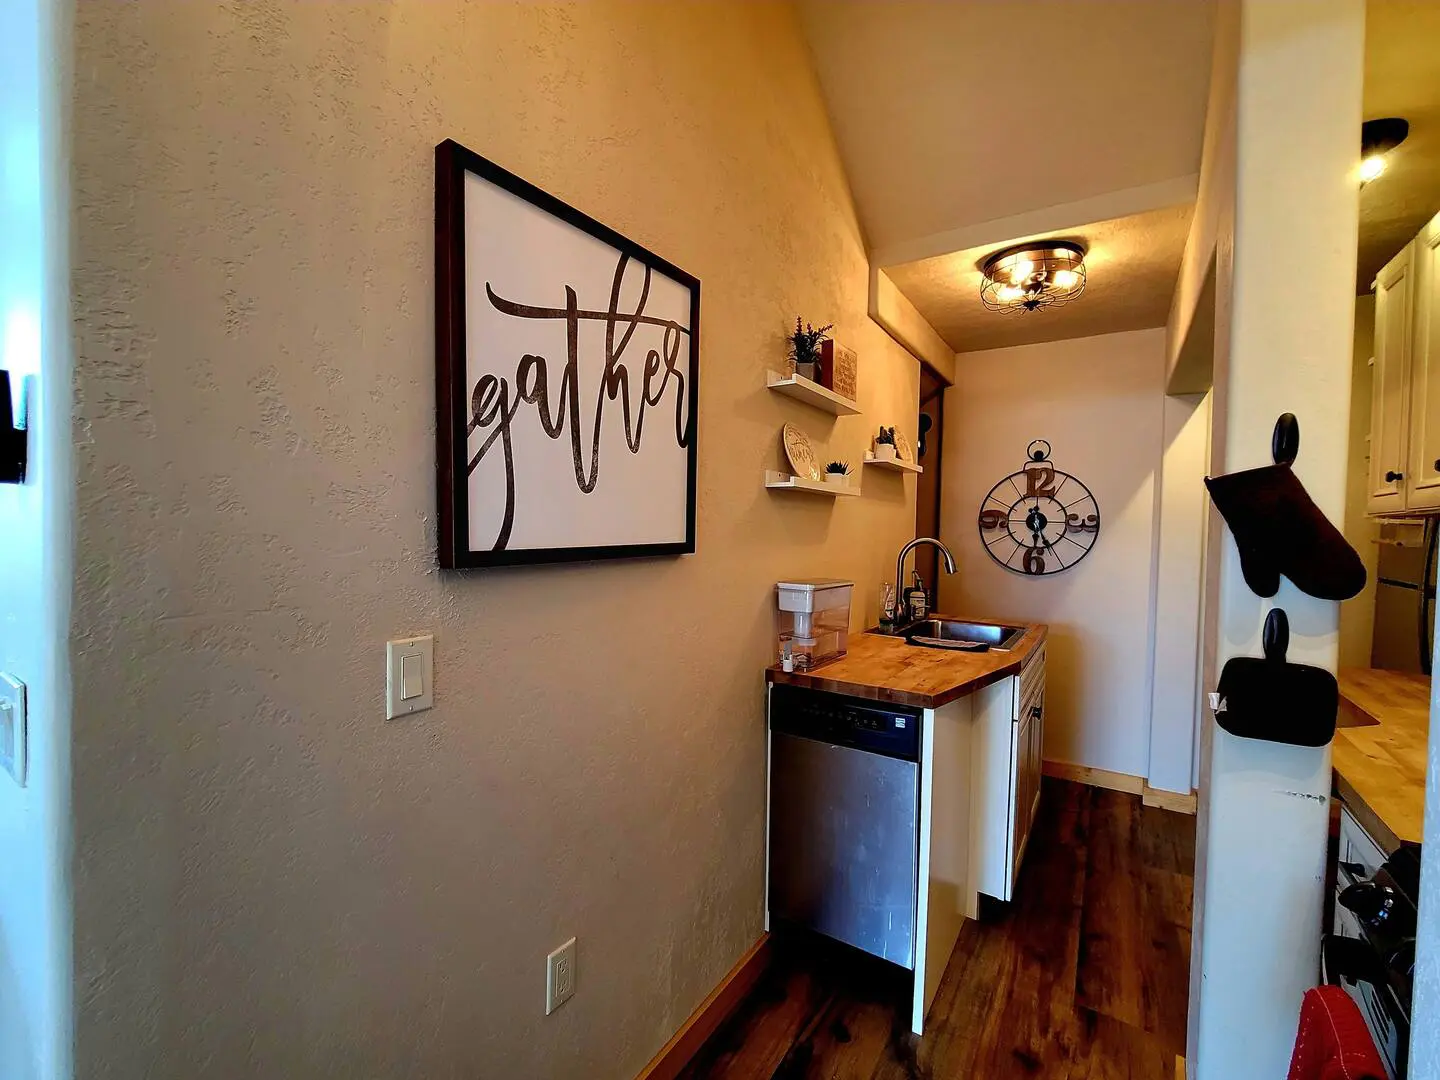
[0, 0, 72, 1077]
[1190, 2, 1364, 1079]
[1147, 392, 1210, 796]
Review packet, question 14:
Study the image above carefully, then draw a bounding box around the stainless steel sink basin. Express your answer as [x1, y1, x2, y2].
[877, 618, 1027, 652]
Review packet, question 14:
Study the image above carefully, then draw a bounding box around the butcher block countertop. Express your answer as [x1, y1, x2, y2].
[1333, 667, 1430, 852]
[766, 619, 1048, 709]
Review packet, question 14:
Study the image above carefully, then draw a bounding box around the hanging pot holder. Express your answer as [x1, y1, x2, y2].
[1214, 609, 1338, 748]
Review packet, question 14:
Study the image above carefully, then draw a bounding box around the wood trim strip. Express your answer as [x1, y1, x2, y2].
[1042, 761, 1198, 814]
[1041, 760, 1145, 795]
[634, 934, 771, 1080]
[1142, 782, 1198, 816]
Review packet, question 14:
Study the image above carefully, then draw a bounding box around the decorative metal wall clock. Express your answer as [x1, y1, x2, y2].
[977, 440, 1100, 575]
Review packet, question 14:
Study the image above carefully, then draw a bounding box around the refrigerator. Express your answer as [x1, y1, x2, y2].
[1373, 520, 1438, 673]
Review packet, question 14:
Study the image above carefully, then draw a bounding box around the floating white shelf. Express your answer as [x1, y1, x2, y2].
[764, 470, 860, 497]
[863, 457, 923, 474]
[765, 369, 862, 416]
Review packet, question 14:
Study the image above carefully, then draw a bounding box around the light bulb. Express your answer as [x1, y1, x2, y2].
[1359, 154, 1387, 182]
[996, 284, 1024, 304]
[1052, 269, 1079, 290]
[1009, 258, 1034, 284]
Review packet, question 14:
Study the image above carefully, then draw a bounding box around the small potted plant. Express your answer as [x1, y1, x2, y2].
[824, 460, 851, 488]
[788, 317, 834, 382]
[874, 426, 898, 462]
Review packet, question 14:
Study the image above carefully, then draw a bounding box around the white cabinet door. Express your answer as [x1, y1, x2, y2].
[1009, 711, 1031, 888]
[1009, 682, 1045, 891]
[971, 675, 1020, 903]
[1369, 242, 1415, 515]
[1027, 690, 1045, 832]
[1406, 214, 1440, 511]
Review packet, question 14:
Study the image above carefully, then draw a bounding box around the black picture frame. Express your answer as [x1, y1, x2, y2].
[434, 139, 701, 569]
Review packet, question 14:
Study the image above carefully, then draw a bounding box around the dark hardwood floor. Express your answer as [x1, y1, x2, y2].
[680, 779, 1195, 1080]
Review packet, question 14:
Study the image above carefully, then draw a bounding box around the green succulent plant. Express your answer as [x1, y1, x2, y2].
[788, 317, 834, 368]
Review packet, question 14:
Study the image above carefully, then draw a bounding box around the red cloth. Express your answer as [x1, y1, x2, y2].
[1287, 985, 1388, 1080]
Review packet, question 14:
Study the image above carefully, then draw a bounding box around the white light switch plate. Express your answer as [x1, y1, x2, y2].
[0, 673, 27, 786]
[386, 635, 433, 720]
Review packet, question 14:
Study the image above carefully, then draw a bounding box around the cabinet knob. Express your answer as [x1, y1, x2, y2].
[1030, 704, 1042, 720]
[1386, 469, 1404, 483]
[1433, 459, 1440, 472]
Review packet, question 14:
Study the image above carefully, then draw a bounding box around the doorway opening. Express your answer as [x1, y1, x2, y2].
[914, 363, 946, 596]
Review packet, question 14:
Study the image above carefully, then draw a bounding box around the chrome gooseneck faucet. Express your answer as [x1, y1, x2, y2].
[895, 537, 957, 621]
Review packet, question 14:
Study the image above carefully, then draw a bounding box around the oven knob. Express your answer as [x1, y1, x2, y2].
[1388, 938, 1416, 980]
[1339, 880, 1396, 925]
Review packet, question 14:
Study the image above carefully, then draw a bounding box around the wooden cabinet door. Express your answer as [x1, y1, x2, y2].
[1369, 243, 1415, 515]
[1406, 215, 1440, 511]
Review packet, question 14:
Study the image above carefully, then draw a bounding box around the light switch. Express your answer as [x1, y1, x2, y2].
[386, 635, 434, 720]
[400, 653, 423, 700]
[0, 673, 26, 786]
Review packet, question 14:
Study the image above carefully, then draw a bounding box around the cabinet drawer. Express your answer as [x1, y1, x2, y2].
[1339, 805, 1387, 881]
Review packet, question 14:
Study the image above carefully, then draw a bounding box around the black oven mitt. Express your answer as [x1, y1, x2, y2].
[1214, 609, 1337, 747]
[1204, 462, 1366, 602]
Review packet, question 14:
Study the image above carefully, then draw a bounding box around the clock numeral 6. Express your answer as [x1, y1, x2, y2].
[1023, 547, 1046, 574]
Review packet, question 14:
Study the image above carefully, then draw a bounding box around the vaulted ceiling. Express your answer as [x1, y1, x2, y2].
[796, 0, 1214, 262]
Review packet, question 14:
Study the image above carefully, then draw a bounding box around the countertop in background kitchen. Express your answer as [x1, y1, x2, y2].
[1333, 667, 1430, 853]
[766, 619, 1048, 710]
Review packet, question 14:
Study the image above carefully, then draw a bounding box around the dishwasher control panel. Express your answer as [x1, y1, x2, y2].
[768, 684, 921, 761]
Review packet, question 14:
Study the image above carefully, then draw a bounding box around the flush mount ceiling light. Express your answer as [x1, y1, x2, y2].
[979, 241, 1087, 314]
[1360, 117, 1409, 183]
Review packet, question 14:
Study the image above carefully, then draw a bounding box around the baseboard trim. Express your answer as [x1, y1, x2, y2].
[634, 934, 771, 1080]
[1042, 760, 1145, 795]
[1142, 782, 1198, 815]
[1042, 761, 1198, 814]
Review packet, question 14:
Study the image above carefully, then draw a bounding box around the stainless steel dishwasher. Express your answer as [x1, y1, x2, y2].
[767, 683, 922, 969]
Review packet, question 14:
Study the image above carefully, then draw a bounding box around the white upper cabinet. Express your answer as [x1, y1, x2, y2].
[1368, 241, 1414, 515]
[1405, 216, 1440, 512]
[1363, 209, 1440, 517]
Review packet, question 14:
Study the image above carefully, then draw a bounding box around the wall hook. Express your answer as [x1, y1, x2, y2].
[1272, 412, 1299, 466]
[1262, 608, 1289, 662]
[1, 370, 28, 484]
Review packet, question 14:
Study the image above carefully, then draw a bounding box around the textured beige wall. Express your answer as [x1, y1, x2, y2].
[68, 3, 919, 1076]
[939, 328, 1167, 779]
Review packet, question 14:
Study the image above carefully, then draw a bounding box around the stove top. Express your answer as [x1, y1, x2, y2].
[1336, 846, 1416, 1025]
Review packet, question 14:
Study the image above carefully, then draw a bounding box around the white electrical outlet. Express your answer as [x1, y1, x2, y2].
[545, 937, 577, 1015]
[0, 673, 26, 787]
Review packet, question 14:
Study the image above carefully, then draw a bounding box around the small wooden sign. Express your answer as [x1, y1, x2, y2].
[819, 340, 858, 401]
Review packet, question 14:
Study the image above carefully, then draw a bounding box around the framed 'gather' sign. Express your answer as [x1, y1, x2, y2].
[434, 139, 701, 568]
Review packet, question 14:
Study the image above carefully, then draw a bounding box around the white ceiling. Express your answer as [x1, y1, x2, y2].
[886, 203, 1194, 353]
[797, 0, 1215, 262]
[1359, 1, 1440, 289]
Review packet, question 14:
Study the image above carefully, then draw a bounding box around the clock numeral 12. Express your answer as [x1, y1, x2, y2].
[1024, 465, 1057, 498]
